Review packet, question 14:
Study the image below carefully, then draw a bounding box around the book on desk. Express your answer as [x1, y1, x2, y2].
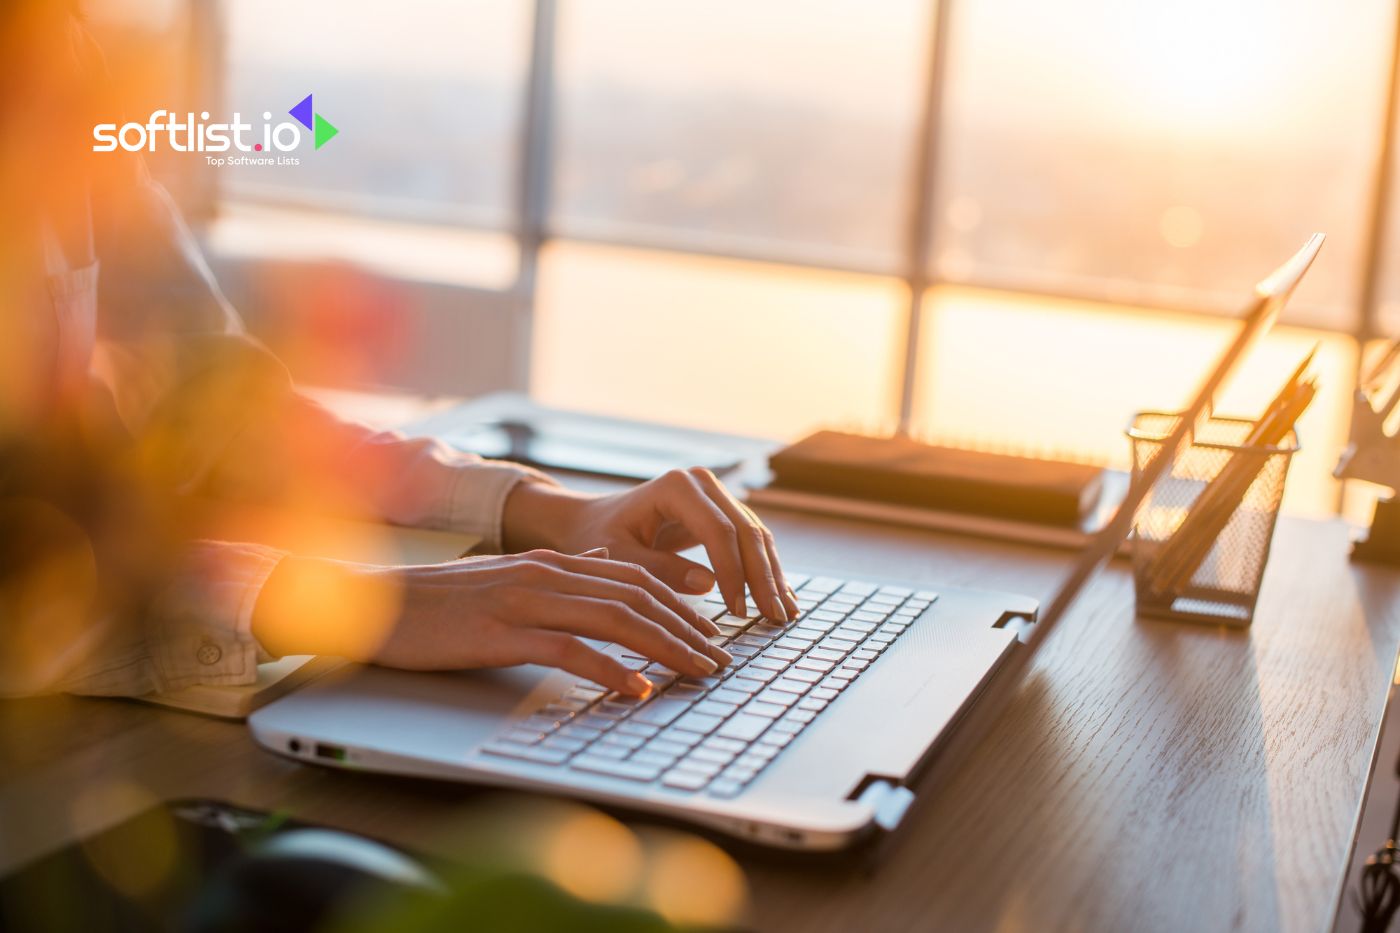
[746, 430, 1129, 553]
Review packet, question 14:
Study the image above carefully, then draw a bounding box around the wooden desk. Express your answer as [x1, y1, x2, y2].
[3, 509, 1398, 932]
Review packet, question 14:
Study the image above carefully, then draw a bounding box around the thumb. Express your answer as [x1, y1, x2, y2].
[629, 549, 715, 594]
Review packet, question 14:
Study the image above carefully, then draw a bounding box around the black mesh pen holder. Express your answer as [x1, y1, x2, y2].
[1127, 411, 1299, 627]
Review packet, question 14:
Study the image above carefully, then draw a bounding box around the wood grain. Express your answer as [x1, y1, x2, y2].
[2, 513, 1397, 933]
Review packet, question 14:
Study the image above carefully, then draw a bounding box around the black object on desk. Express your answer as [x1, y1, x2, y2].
[766, 431, 1105, 527]
[440, 418, 741, 482]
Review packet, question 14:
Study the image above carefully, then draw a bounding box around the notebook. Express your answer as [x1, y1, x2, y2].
[766, 431, 1105, 525]
[749, 431, 1124, 551]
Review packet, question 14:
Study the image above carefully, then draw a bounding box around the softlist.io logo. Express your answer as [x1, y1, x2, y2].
[92, 94, 338, 167]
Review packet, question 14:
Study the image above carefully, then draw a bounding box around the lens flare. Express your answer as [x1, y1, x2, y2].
[539, 809, 644, 903]
[642, 832, 748, 926]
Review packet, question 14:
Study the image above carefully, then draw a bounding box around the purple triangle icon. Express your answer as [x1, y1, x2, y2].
[289, 94, 314, 131]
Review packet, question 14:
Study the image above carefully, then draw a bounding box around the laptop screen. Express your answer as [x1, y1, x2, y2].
[1031, 233, 1325, 639]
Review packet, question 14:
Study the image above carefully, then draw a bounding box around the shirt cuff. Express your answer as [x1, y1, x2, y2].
[147, 541, 285, 692]
[443, 459, 556, 554]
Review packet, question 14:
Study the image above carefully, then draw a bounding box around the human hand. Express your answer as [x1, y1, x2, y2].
[252, 547, 732, 697]
[502, 468, 800, 623]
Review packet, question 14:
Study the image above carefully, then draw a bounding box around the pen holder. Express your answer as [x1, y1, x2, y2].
[1127, 411, 1298, 627]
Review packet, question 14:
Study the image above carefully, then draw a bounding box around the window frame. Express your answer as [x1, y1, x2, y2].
[208, 0, 1400, 426]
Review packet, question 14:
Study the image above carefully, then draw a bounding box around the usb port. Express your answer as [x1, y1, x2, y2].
[314, 743, 347, 762]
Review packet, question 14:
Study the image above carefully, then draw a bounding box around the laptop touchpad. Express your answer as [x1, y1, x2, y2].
[253, 662, 573, 762]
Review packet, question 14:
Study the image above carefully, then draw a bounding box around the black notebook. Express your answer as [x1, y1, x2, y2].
[766, 431, 1104, 527]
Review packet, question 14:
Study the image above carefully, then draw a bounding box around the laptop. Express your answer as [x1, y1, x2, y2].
[249, 236, 1323, 851]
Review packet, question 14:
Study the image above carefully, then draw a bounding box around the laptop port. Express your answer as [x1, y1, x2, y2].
[314, 743, 348, 762]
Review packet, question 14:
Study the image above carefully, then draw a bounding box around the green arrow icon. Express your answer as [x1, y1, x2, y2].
[314, 113, 338, 150]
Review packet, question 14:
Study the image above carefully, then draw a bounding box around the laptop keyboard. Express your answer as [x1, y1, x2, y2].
[480, 574, 937, 798]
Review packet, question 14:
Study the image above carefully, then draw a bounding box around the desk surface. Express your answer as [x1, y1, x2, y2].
[4, 504, 1399, 932]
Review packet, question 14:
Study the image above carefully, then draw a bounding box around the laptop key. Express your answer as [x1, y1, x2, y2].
[742, 700, 786, 719]
[712, 686, 754, 704]
[632, 749, 679, 768]
[748, 656, 787, 672]
[662, 769, 711, 791]
[733, 666, 777, 684]
[570, 756, 663, 782]
[688, 746, 738, 766]
[677, 758, 723, 778]
[674, 711, 723, 734]
[660, 728, 704, 747]
[541, 736, 587, 753]
[615, 721, 660, 739]
[708, 780, 743, 799]
[718, 713, 771, 741]
[645, 738, 693, 757]
[694, 700, 739, 718]
[756, 688, 797, 707]
[559, 724, 603, 741]
[589, 743, 632, 759]
[598, 732, 645, 750]
[703, 736, 746, 753]
[633, 698, 691, 727]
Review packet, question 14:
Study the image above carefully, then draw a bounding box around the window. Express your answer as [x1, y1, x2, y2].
[932, 0, 1394, 330]
[551, 0, 930, 270]
[208, 1, 1400, 518]
[221, 0, 531, 229]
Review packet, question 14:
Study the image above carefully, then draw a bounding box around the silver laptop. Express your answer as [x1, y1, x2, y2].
[250, 237, 1322, 851]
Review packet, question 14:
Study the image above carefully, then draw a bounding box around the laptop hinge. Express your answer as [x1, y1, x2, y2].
[855, 779, 916, 832]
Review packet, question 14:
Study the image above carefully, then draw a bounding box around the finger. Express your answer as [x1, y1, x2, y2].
[687, 468, 787, 622]
[652, 471, 750, 618]
[506, 628, 652, 697]
[625, 548, 716, 597]
[528, 587, 721, 677]
[545, 553, 729, 658]
[740, 501, 799, 618]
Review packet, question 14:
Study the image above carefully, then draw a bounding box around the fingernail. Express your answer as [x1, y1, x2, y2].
[691, 652, 719, 674]
[582, 547, 609, 558]
[684, 567, 715, 592]
[697, 615, 721, 636]
[769, 599, 789, 623]
[708, 645, 733, 667]
[626, 673, 653, 697]
[730, 598, 747, 618]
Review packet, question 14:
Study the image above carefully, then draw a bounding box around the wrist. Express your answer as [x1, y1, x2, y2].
[501, 479, 595, 553]
[252, 556, 401, 660]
